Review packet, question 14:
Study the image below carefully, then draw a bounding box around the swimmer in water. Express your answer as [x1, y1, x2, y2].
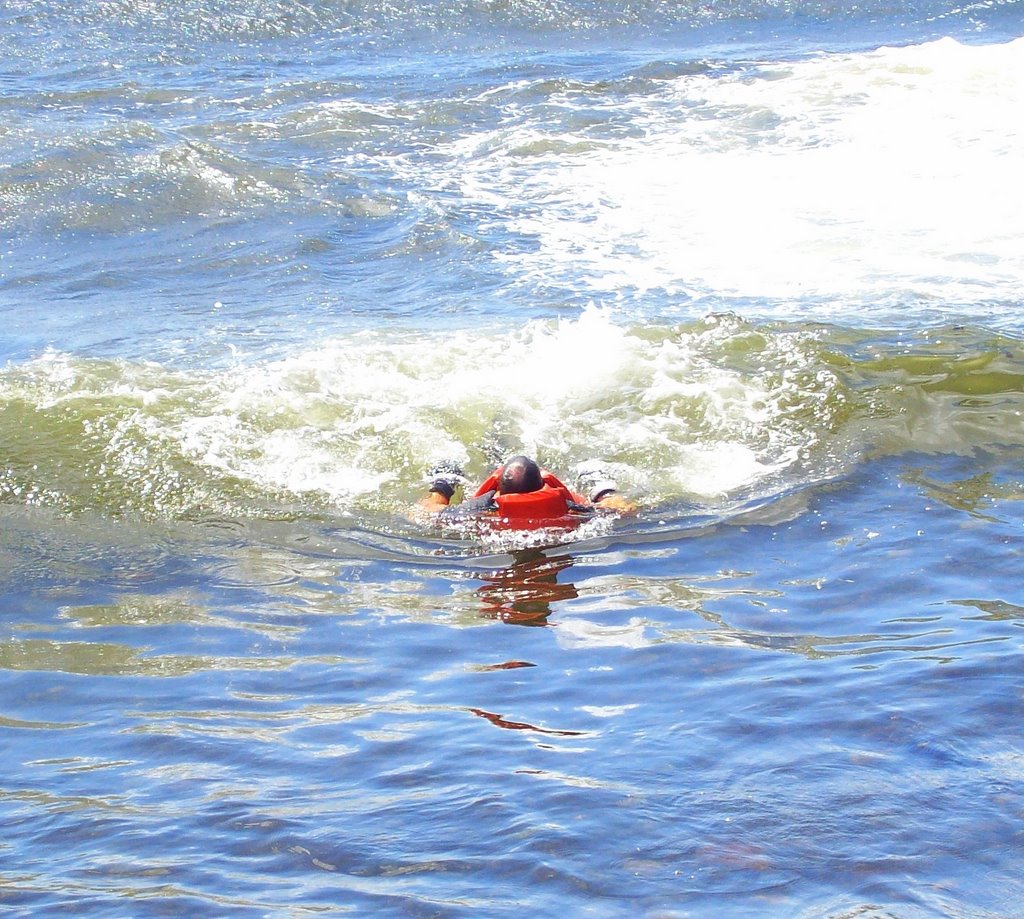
[417, 455, 636, 528]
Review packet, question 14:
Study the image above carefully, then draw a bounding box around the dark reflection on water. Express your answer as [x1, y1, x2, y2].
[475, 550, 578, 626]
[0, 453, 1023, 916]
[470, 707, 586, 736]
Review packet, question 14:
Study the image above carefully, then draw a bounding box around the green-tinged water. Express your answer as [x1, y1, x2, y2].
[4, 316, 1022, 530]
[3, 1, 1024, 914]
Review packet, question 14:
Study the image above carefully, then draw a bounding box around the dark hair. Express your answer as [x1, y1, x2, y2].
[498, 455, 543, 494]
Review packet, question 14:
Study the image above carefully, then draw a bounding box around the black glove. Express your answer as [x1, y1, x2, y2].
[427, 461, 466, 500]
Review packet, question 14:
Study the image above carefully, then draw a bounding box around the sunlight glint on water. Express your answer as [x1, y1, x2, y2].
[1, 2, 1023, 916]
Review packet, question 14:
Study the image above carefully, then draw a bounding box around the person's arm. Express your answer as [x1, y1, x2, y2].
[411, 462, 464, 520]
[595, 491, 637, 514]
[418, 490, 451, 511]
[441, 489, 497, 519]
[577, 464, 638, 515]
[414, 463, 499, 520]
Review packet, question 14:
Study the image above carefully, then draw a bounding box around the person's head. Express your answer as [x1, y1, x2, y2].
[498, 455, 543, 494]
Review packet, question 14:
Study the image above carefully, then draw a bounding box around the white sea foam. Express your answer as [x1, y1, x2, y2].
[0, 309, 850, 519]
[454, 37, 1024, 318]
[0, 303, 850, 540]
[162, 308, 841, 509]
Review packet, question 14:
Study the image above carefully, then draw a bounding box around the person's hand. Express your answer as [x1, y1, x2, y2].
[576, 463, 618, 503]
[426, 460, 466, 502]
[577, 462, 637, 514]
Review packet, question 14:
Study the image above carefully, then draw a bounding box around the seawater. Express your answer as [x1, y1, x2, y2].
[2, 1, 1023, 916]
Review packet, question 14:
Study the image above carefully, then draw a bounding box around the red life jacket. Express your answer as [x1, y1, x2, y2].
[472, 467, 591, 530]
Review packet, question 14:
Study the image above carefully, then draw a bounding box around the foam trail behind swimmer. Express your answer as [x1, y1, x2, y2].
[0, 311, 849, 520]
[168, 308, 850, 511]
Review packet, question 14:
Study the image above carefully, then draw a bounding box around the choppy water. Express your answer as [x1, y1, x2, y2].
[2, 1, 1024, 915]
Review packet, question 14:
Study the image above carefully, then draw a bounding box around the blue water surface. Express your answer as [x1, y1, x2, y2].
[1, 1, 1024, 916]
